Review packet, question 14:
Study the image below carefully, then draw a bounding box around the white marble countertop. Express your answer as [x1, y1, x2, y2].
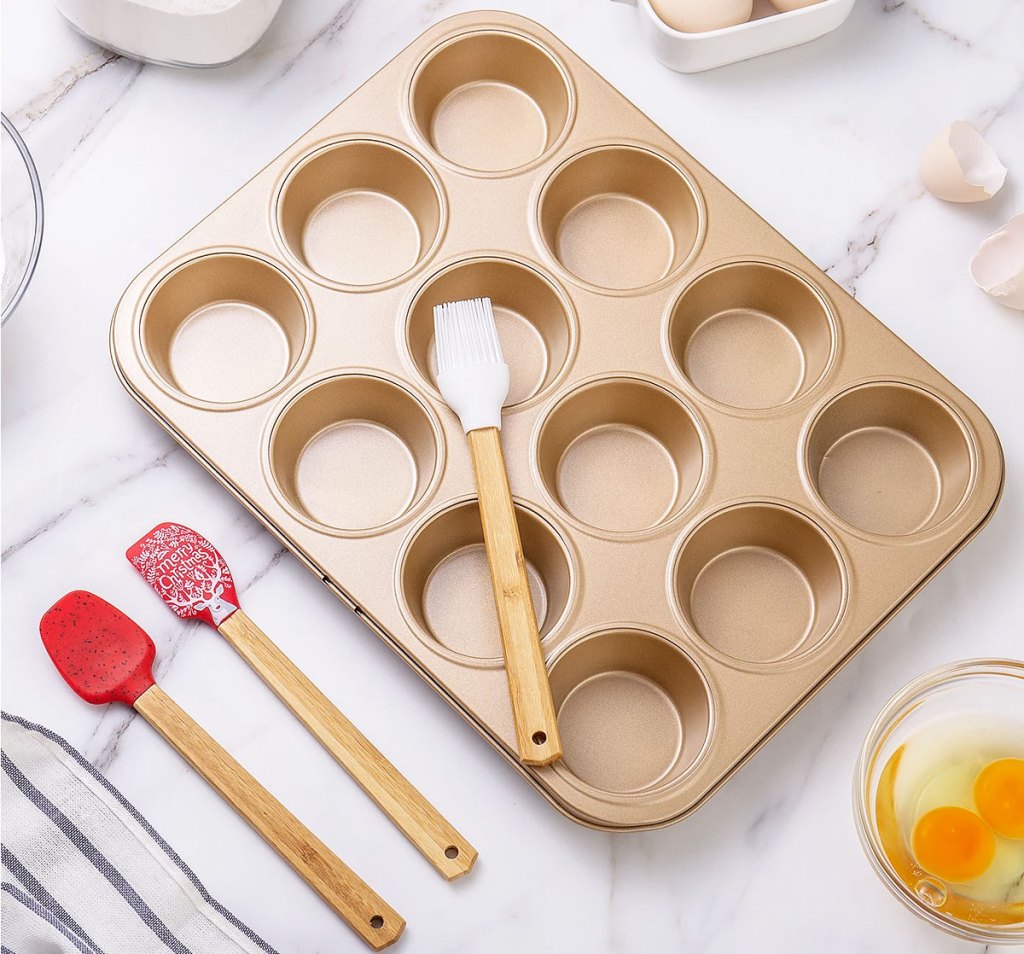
[3, 1, 1023, 951]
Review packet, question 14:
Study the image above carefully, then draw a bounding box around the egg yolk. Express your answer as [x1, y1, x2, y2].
[912, 806, 995, 883]
[974, 758, 1024, 839]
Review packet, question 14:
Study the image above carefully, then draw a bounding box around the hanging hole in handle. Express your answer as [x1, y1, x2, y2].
[444, 845, 459, 859]
[532, 731, 547, 745]
[370, 915, 385, 930]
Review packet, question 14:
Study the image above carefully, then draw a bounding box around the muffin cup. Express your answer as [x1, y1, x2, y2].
[672, 502, 847, 667]
[537, 145, 703, 292]
[547, 627, 713, 796]
[667, 261, 835, 410]
[410, 30, 573, 174]
[140, 252, 310, 408]
[276, 138, 444, 289]
[804, 382, 974, 538]
[268, 373, 442, 535]
[399, 497, 575, 666]
[405, 256, 576, 408]
[535, 376, 706, 536]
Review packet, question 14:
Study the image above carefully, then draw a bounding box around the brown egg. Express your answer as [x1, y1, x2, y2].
[770, 0, 826, 10]
[650, 0, 753, 33]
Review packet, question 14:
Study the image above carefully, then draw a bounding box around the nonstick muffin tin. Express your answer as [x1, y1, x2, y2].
[110, 12, 1004, 830]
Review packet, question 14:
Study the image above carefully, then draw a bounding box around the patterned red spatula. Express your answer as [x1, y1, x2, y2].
[39, 591, 403, 950]
[127, 523, 476, 881]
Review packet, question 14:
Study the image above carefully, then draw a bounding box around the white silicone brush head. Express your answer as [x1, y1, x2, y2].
[433, 297, 510, 433]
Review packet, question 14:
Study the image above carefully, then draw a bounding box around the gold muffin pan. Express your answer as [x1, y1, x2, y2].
[110, 12, 1003, 830]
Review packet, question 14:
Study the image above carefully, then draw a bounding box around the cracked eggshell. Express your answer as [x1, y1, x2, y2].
[770, 0, 826, 11]
[920, 121, 1007, 203]
[971, 214, 1024, 311]
[650, 0, 753, 33]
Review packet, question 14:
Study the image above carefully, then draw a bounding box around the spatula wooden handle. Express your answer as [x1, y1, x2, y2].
[467, 426, 562, 766]
[217, 609, 476, 880]
[133, 685, 404, 950]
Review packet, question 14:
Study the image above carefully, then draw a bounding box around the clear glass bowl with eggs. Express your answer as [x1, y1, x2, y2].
[855, 659, 1024, 944]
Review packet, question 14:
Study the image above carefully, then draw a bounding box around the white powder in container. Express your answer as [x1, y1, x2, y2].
[55, 0, 284, 67]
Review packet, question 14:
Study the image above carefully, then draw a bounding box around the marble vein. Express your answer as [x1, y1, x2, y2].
[882, 1, 974, 50]
[825, 76, 1024, 293]
[7, 50, 123, 129]
[271, 0, 364, 83]
[1, 449, 179, 564]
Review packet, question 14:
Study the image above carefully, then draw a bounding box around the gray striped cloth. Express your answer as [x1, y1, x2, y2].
[1, 712, 279, 954]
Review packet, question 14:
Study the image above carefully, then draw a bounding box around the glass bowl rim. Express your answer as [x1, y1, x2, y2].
[2, 112, 44, 326]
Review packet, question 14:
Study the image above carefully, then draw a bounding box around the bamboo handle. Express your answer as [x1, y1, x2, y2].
[134, 685, 404, 950]
[218, 609, 476, 880]
[467, 426, 562, 765]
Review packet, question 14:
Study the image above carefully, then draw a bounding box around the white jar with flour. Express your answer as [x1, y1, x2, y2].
[54, 0, 284, 68]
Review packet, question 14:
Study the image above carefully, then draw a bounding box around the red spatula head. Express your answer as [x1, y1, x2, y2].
[127, 523, 239, 628]
[40, 591, 156, 706]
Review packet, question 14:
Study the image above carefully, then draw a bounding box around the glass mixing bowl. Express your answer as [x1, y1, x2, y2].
[2, 112, 44, 325]
[855, 659, 1024, 944]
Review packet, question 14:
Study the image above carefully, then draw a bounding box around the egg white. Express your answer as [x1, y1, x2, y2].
[892, 715, 1024, 904]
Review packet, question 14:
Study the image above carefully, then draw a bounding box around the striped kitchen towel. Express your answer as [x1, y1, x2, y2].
[1, 712, 279, 954]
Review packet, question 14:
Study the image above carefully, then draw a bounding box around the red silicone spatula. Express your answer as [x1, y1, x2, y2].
[40, 591, 404, 951]
[127, 523, 475, 880]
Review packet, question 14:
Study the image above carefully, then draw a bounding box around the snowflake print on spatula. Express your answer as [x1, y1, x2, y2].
[127, 523, 240, 628]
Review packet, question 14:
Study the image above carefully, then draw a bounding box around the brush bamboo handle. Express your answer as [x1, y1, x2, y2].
[133, 684, 404, 950]
[217, 609, 476, 880]
[468, 426, 562, 766]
